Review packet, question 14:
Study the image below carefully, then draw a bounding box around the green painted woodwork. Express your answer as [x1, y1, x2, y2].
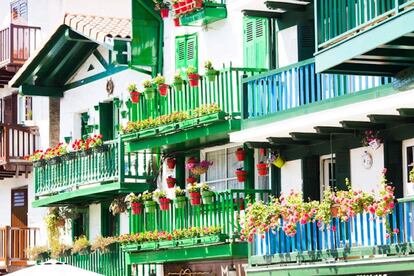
[131, 0, 163, 74]
[33, 140, 154, 207]
[125, 242, 246, 264]
[179, 1, 227, 27]
[61, 243, 127, 276]
[99, 102, 114, 141]
[93, 49, 109, 69]
[384, 140, 404, 198]
[243, 145, 255, 190]
[72, 208, 89, 240]
[101, 202, 120, 237]
[243, 17, 269, 69]
[301, 155, 320, 201]
[19, 85, 64, 97]
[175, 33, 198, 71]
[335, 149, 350, 191]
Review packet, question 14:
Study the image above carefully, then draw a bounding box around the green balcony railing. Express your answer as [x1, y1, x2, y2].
[61, 243, 126, 276]
[128, 67, 265, 122]
[316, 0, 414, 50]
[34, 140, 154, 197]
[130, 189, 271, 240]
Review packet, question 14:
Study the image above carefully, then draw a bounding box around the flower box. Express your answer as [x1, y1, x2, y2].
[79, 149, 93, 157]
[158, 240, 177, 248]
[140, 242, 158, 250]
[61, 151, 77, 161]
[197, 111, 226, 125]
[33, 159, 46, 168]
[47, 156, 61, 165]
[158, 123, 178, 134]
[138, 128, 157, 138]
[199, 234, 227, 244]
[94, 144, 109, 153]
[176, 238, 196, 247]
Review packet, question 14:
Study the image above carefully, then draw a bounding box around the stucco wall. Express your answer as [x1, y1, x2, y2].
[89, 204, 101, 241]
[280, 159, 302, 194]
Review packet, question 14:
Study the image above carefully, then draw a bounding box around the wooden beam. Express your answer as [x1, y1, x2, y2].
[265, 1, 307, 11]
[19, 85, 63, 97]
[398, 108, 414, 117]
[245, 141, 273, 149]
[267, 137, 308, 146]
[314, 126, 355, 135]
[241, 9, 282, 18]
[367, 114, 414, 124]
[290, 132, 329, 141]
[340, 120, 385, 130]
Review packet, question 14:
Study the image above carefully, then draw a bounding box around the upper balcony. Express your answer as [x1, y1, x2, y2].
[314, 0, 414, 76]
[174, 0, 227, 27]
[0, 24, 40, 88]
[33, 140, 154, 207]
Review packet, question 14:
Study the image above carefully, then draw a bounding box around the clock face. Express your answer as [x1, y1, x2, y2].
[362, 151, 373, 169]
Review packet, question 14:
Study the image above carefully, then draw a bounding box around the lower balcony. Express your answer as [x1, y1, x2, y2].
[248, 197, 414, 275]
[33, 140, 154, 207]
[122, 189, 270, 264]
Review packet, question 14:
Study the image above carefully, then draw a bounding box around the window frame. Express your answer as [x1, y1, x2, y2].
[403, 138, 414, 197]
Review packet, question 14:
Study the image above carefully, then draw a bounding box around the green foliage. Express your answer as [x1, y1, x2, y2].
[72, 235, 90, 254]
[127, 82, 138, 92]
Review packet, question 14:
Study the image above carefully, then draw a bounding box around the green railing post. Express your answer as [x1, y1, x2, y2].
[118, 138, 125, 184]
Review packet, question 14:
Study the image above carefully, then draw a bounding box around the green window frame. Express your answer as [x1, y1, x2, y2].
[243, 17, 270, 69]
[101, 202, 120, 237]
[175, 33, 198, 71]
[71, 208, 89, 241]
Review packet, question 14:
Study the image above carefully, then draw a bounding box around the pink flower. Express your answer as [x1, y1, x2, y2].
[393, 228, 399, 234]
[331, 226, 337, 232]
[386, 233, 390, 239]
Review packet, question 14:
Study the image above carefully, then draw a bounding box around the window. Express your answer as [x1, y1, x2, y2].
[243, 17, 270, 69]
[320, 155, 336, 198]
[10, 0, 28, 24]
[201, 146, 240, 192]
[101, 203, 119, 237]
[80, 112, 89, 139]
[405, 142, 414, 196]
[175, 34, 198, 71]
[25, 97, 32, 120]
[72, 209, 88, 240]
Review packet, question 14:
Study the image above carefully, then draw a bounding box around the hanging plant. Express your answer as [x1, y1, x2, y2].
[142, 191, 156, 213]
[173, 16, 181, 27]
[270, 153, 285, 168]
[186, 158, 213, 175]
[362, 130, 382, 150]
[256, 162, 269, 176]
[153, 0, 170, 18]
[166, 176, 176, 188]
[204, 61, 218, 82]
[109, 196, 128, 215]
[186, 176, 197, 184]
[153, 74, 169, 96]
[166, 157, 176, 169]
[142, 80, 155, 100]
[235, 168, 247, 183]
[173, 73, 183, 91]
[200, 183, 214, 205]
[127, 83, 141, 104]
[186, 66, 200, 87]
[154, 189, 170, 211]
[235, 148, 245, 161]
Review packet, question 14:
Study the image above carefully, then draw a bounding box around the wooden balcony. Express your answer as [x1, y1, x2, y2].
[242, 58, 392, 120]
[315, 0, 414, 75]
[249, 197, 414, 274]
[33, 140, 154, 207]
[125, 189, 270, 264]
[0, 24, 40, 88]
[0, 124, 38, 179]
[0, 226, 39, 270]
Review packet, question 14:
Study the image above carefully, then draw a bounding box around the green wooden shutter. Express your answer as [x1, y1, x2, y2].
[335, 149, 350, 191]
[302, 155, 320, 201]
[254, 17, 269, 69]
[243, 17, 255, 68]
[101, 203, 120, 237]
[384, 140, 403, 199]
[99, 102, 114, 141]
[186, 34, 198, 70]
[175, 36, 186, 71]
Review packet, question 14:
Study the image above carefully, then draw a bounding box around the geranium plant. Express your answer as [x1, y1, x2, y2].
[204, 60, 218, 82]
[143, 80, 155, 100]
[128, 82, 140, 104]
[153, 74, 169, 96]
[185, 158, 213, 175]
[173, 72, 183, 91]
[186, 65, 200, 87]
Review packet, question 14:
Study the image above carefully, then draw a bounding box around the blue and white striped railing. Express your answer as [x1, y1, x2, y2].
[242, 58, 392, 119]
[252, 198, 414, 257]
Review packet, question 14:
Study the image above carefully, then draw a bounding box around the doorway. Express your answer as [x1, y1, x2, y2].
[11, 188, 27, 228]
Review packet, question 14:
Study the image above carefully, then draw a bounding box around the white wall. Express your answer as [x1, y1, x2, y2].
[89, 204, 101, 241]
[120, 213, 129, 235]
[280, 159, 302, 194]
[278, 26, 298, 67]
[350, 146, 385, 194]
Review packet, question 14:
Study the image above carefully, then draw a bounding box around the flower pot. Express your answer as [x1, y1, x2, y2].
[56, 218, 65, 228]
[166, 158, 176, 169]
[331, 204, 340, 217]
[190, 192, 201, 205]
[233, 198, 245, 211]
[272, 155, 285, 168]
[159, 198, 171, 211]
[186, 176, 197, 184]
[205, 70, 217, 82]
[202, 191, 214, 205]
[173, 82, 183, 92]
[130, 91, 141, 104]
[195, 0, 202, 8]
[160, 8, 169, 18]
[190, 166, 208, 175]
[158, 83, 169, 96]
[185, 0, 194, 11]
[131, 202, 143, 215]
[188, 73, 200, 87]
[174, 196, 186, 208]
[235, 170, 247, 182]
[235, 148, 245, 161]
[33, 159, 46, 168]
[144, 200, 156, 213]
[48, 156, 61, 165]
[121, 110, 128, 119]
[256, 163, 268, 176]
[144, 87, 155, 100]
[166, 177, 176, 188]
[173, 17, 180, 27]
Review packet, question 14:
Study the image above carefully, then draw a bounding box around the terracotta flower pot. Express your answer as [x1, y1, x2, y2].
[173, 17, 180, 27]
[166, 158, 176, 169]
[160, 8, 169, 18]
[129, 91, 140, 104]
[186, 176, 197, 184]
[256, 163, 268, 176]
[190, 192, 201, 205]
[188, 73, 200, 87]
[166, 177, 176, 188]
[235, 148, 245, 161]
[158, 83, 169, 96]
[235, 170, 247, 182]
[131, 202, 143, 215]
[159, 198, 171, 211]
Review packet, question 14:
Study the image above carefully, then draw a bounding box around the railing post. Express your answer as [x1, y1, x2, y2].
[118, 137, 125, 184]
[241, 74, 248, 119]
[4, 226, 10, 267]
[4, 127, 9, 163]
[9, 24, 14, 64]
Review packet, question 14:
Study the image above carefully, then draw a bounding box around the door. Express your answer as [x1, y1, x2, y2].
[3, 94, 18, 125]
[99, 102, 114, 141]
[11, 188, 28, 260]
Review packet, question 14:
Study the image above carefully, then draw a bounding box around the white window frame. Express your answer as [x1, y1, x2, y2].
[320, 153, 336, 200]
[402, 138, 414, 197]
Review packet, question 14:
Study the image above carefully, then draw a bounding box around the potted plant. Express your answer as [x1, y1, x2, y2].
[166, 176, 176, 188]
[57, 244, 72, 258]
[204, 61, 218, 82]
[154, 189, 170, 211]
[174, 187, 187, 208]
[186, 176, 197, 184]
[153, 74, 169, 96]
[128, 83, 141, 104]
[233, 198, 245, 211]
[153, 0, 170, 18]
[91, 236, 116, 253]
[88, 134, 107, 153]
[256, 162, 268, 176]
[173, 16, 181, 27]
[173, 72, 183, 91]
[235, 168, 247, 183]
[27, 150, 46, 168]
[187, 183, 201, 205]
[142, 191, 156, 213]
[235, 148, 245, 161]
[179, 0, 187, 13]
[125, 192, 143, 215]
[143, 80, 155, 100]
[410, 166, 414, 183]
[270, 153, 285, 168]
[200, 183, 214, 204]
[72, 235, 91, 255]
[362, 130, 381, 150]
[27, 246, 50, 262]
[186, 66, 200, 87]
[166, 157, 176, 169]
[109, 196, 128, 215]
[186, 158, 213, 175]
